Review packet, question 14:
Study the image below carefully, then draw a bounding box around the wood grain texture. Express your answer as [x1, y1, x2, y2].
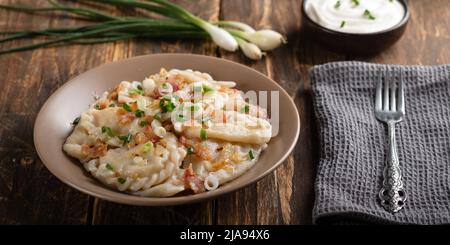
[0, 0, 449, 225]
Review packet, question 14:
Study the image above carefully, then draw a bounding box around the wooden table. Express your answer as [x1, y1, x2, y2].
[0, 0, 448, 225]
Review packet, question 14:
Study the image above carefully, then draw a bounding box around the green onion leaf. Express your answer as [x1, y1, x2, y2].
[363, 9, 376, 20]
[340, 21, 346, 28]
[334, 0, 341, 9]
[243, 104, 250, 113]
[351, 0, 360, 6]
[117, 177, 126, 184]
[177, 114, 187, 122]
[187, 147, 194, 155]
[123, 103, 132, 112]
[109, 103, 115, 107]
[159, 97, 175, 113]
[139, 120, 149, 127]
[101, 126, 116, 137]
[142, 141, 153, 153]
[72, 116, 81, 125]
[200, 128, 207, 140]
[134, 109, 144, 117]
[106, 163, 114, 171]
[118, 132, 132, 145]
[95, 104, 101, 110]
[249, 150, 255, 160]
[128, 87, 144, 95]
[202, 84, 214, 93]
[154, 112, 162, 121]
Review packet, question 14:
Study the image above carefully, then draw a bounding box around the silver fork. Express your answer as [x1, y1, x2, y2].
[375, 70, 407, 213]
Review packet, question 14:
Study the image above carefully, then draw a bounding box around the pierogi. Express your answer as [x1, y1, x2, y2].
[63, 68, 273, 197]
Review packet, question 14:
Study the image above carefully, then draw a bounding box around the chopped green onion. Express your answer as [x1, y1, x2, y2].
[334, 0, 341, 9]
[139, 120, 149, 127]
[340, 21, 346, 28]
[142, 141, 153, 153]
[106, 163, 114, 171]
[159, 97, 176, 113]
[190, 104, 200, 112]
[249, 150, 255, 160]
[200, 128, 207, 140]
[351, 0, 360, 6]
[118, 132, 132, 145]
[101, 126, 115, 137]
[128, 87, 144, 95]
[117, 177, 126, 184]
[176, 114, 188, 122]
[243, 104, 250, 113]
[202, 84, 214, 93]
[109, 103, 115, 107]
[363, 9, 376, 20]
[72, 116, 81, 125]
[95, 104, 101, 110]
[161, 83, 169, 89]
[134, 109, 144, 117]
[122, 103, 132, 112]
[187, 147, 194, 155]
[154, 112, 162, 121]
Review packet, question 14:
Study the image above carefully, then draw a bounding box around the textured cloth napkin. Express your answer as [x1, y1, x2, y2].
[310, 61, 450, 225]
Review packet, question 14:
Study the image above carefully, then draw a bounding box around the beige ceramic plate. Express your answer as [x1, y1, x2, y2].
[34, 54, 300, 206]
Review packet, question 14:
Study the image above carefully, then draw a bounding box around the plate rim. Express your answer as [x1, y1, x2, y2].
[33, 53, 300, 206]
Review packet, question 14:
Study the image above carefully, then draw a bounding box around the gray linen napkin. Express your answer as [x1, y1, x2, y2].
[310, 61, 450, 225]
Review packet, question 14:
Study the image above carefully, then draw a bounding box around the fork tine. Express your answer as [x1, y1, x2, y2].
[390, 76, 397, 111]
[383, 70, 390, 111]
[375, 74, 382, 111]
[398, 70, 405, 113]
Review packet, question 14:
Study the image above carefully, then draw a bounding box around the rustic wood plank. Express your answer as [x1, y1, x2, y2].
[91, 0, 221, 225]
[0, 0, 107, 224]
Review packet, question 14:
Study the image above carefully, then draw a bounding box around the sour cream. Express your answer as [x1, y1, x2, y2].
[305, 0, 405, 34]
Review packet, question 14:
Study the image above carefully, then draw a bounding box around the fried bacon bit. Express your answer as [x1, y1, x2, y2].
[91, 141, 107, 158]
[144, 115, 154, 123]
[116, 108, 127, 115]
[81, 142, 107, 158]
[134, 132, 148, 145]
[107, 84, 121, 100]
[230, 152, 243, 163]
[194, 142, 213, 161]
[150, 136, 161, 144]
[158, 139, 167, 148]
[153, 87, 162, 98]
[221, 111, 228, 123]
[166, 79, 180, 92]
[118, 113, 135, 125]
[130, 102, 139, 111]
[143, 125, 154, 138]
[179, 136, 188, 146]
[211, 159, 231, 171]
[108, 91, 118, 100]
[163, 121, 174, 131]
[183, 164, 205, 193]
[81, 144, 91, 156]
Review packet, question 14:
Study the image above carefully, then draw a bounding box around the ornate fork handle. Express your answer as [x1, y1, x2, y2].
[379, 121, 407, 213]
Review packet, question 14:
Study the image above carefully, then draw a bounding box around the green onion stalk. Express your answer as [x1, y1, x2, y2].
[0, 0, 286, 60]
